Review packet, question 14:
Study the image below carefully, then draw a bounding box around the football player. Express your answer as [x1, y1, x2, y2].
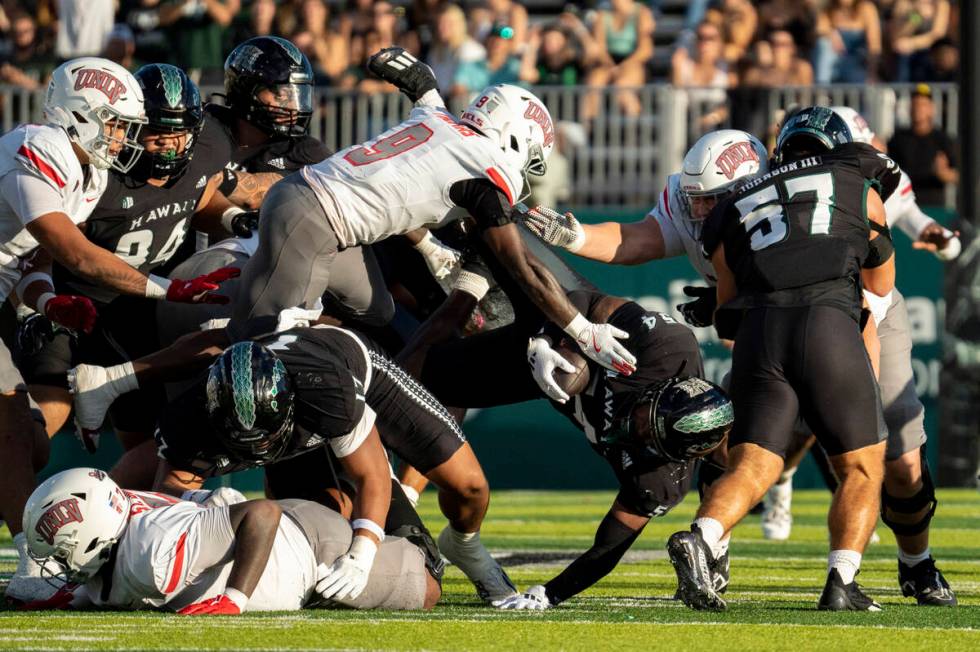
[397, 285, 733, 609]
[16, 64, 242, 482]
[0, 58, 234, 603]
[19, 468, 439, 612]
[667, 106, 900, 612]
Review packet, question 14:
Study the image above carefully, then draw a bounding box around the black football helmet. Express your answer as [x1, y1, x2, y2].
[224, 36, 314, 138]
[132, 64, 204, 179]
[774, 105, 853, 165]
[602, 377, 733, 462]
[205, 342, 295, 464]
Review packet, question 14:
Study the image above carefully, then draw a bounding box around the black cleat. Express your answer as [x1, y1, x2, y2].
[818, 569, 882, 611]
[899, 557, 957, 606]
[667, 529, 727, 611]
[712, 550, 730, 594]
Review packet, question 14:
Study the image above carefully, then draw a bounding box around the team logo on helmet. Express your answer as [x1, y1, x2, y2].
[73, 68, 127, 105]
[231, 343, 257, 429]
[715, 142, 760, 181]
[34, 498, 84, 545]
[160, 65, 184, 109]
[523, 102, 554, 148]
[87, 469, 106, 481]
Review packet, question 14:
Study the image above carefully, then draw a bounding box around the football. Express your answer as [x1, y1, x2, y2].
[553, 338, 591, 397]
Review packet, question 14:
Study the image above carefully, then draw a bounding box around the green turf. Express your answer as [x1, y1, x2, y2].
[1, 489, 978, 651]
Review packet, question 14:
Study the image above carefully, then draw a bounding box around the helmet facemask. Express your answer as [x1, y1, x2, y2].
[221, 400, 296, 464]
[83, 104, 146, 173]
[247, 83, 313, 138]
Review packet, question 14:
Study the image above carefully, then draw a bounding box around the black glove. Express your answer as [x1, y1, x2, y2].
[16, 312, 76, 357]
[230, 210, 259, 238]
[367, 47, 438, 102]
[677, 285, 717, 328]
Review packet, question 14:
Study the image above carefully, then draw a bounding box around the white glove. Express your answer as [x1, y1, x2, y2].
[66, 362, 138, 453]
[527, 337, 576, 404]
[563, 314, 636, 376]
[315, 536, 377, 601]
[862, 289, 893, 328]
[522, 205, 586, 252]
[493, 585, 551, 610]
[936, 233, 962, 261]
[414, 231, 461, 279]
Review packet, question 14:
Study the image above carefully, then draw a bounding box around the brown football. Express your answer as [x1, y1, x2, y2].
[553, 338, 591, 397]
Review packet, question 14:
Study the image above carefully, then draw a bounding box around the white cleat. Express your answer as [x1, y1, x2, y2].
[4, 551, 62, 604]
[437, 526, 517, 603]
[761, 480, 793, 541]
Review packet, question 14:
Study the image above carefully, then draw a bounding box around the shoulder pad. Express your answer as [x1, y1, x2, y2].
[12, 125, 77, 190]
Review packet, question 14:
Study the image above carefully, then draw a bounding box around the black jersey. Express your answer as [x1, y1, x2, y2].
[701, 142, 901, 319]
[54, 116, 231, 303]
[205, 104, 331, 173]
[156, 326, 375, 477]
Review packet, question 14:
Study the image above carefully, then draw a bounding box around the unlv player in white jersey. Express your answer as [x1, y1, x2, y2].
[0, 57, 237, 604]
[19, 469, 439, 613]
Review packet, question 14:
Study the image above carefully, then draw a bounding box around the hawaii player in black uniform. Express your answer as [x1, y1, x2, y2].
[152, 325, 520, 603]
[16, 64, 240, 484]
[666, 106, 901, 612]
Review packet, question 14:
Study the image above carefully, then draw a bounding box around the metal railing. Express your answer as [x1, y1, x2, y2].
[3, 82, 958, 209]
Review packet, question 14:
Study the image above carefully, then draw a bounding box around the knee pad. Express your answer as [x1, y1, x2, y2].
[697, 458, 726, 500]
[389, 523, 445, 584]
[881, 450, 937, 537]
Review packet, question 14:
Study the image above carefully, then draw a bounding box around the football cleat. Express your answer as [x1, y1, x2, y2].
[712, 549, 730, 594]
[666, 529, 727, 611]
[437, 526, 517, 603]
[5, 552, 63, 604]
[761, 480, 793, 540]
[898, 558, 957, 606]
[818, 569, 882, 611]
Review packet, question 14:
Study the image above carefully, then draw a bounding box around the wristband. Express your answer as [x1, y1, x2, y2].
[218, 168, 239, 196]
[224, 587, 249, 610]
[145, 274, 172, 300]
[351, 518, 386, 542]
[562, 312, 590, 340]
[220, 207, 246, 233]
[16, 271, 54, 299]
[36, 292, 56, 316]
[452, 270, 490, 301]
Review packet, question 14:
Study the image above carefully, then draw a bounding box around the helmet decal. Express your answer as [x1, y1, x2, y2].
[35, 498, 83, 545]
[231, 343, 257, 429]
[73, 68, 127, 105]
[228, 44, 264, 71]
[160, 65, 183, 109]
[270, 358, 286, 412]
[272, 36, 304, 66]
[523, 102, 554, 148]
[673, 401, 735, 435]
[715, 142, 760, 181]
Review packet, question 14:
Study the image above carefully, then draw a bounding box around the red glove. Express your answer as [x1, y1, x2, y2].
[177, 594, 243, 616]
[42, 295, 96, 334]
[18, 585, 77, 611]
[166, 267, 240, 304]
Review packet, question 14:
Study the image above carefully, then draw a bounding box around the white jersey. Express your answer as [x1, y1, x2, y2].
[885, 170, 935, 240]
[0, 124, 105, 300]
[301, 104, 524, 249]
[649, 173, 716, 284]
[83, 492, 316, 612]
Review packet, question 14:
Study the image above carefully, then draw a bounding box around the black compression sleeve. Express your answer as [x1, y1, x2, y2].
[448, 178, 514, 230]
[218, 168, 238, 196]
[543, 509, 644, 605]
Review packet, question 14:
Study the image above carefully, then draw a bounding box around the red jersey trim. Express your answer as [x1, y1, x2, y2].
[17, 145, 66, 188]
[485, 167, 514, 205]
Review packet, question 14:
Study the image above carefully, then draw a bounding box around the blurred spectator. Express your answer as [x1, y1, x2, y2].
[407, 0, 446, 59]
[54, 0, 115, 59]
[889, 0, 951, 81]
[520, 23, 585, 86]
[101, 23, 139, 70]
[120, 0, 170, 64]
[338, 0, 373, 43]
[814, 0, 881, 83]
[705, 0, 757, 64]
[756, 0, 820, 57]
[671, 20, 733, 128]
[528, 121, 584, 209]
[469, 0, 527, 54]
[158, 0, 241, 84]
[291, 0, 347, 83]
[585, 0, 654, 118]
[888, 84, 958, 206]
[228, 0, 279, 45]
[926, 36, 958, 82]
[742, 28, 813, 86]
[1, 11, 55, 90]
[484, 24, 521, 86]
[427, 3, 486, 102]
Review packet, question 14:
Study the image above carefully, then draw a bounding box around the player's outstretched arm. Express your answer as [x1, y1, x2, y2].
[523, 206, 667, 265]
[178, 499, 282, 616]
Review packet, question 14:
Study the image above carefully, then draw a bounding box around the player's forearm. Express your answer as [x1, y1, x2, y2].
[581, 221, 662, 265]
[132, 328, 230, 385]
[53, 241, 154, 298]
[511, 255, 577, 326]
[227, 171, 283, 210]
[226, 500, 282, 598]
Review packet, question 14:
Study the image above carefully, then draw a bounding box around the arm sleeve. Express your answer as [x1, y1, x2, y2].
[448, 178, 515, 231]
[887, 181, 935, 240]
[0, 170, 67, 225]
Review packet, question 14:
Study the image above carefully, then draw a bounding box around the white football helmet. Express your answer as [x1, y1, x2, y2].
[461, 84, 555, 189]
[679, 129, 768, 222]
[830, 106, 875, 145]
[22, 468, 131, 584]
[43, 57, 147, 173]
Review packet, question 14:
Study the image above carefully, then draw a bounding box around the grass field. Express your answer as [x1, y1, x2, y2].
[1, 488, 978, 651]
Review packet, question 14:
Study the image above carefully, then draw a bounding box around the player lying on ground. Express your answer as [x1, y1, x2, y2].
[395, 282, 733, 609]
[20, 468, 439, 613]
[667, 106, 900, 612]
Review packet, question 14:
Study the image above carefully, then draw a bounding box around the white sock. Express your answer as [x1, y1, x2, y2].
[693, 517, 724, 555]
[778, 465, 797, 485]
[898, 546, 931, 567]
[828, 549, 862, 584]
[716, 534, 731, 557]
[448, 527, 480, 549]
